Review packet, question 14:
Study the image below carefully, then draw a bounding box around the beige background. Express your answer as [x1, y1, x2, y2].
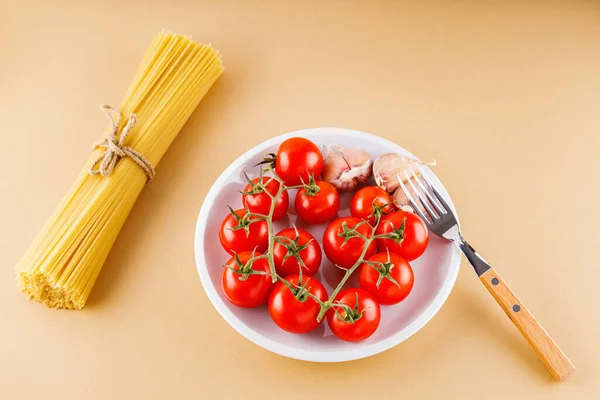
[1, 1, 599, 399]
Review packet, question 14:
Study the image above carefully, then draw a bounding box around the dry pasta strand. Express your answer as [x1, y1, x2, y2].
[15, 32, 223, 309]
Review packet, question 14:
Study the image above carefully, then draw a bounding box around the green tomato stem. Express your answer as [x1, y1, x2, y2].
[315, 237, 374, 322]
[315, 220, 381, 322]
[265, 183, 284, 283]
[282, 184, 305, 191]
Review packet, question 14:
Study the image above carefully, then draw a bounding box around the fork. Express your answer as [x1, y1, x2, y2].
[397, 165, 575, 381]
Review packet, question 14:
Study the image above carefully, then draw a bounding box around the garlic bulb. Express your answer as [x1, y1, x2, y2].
[322, 145, 373, 192]
[373, 153, 435, 193]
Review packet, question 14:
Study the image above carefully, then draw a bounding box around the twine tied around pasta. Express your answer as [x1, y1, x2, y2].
[89, 105, 155, 181]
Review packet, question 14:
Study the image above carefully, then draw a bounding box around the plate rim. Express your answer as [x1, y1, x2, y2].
[194, 127, 461, 362]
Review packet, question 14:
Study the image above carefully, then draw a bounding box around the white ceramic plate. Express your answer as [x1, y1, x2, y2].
[195, 128, 460, 362]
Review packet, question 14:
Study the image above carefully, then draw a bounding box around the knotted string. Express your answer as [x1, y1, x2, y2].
[89, 105, 155, 181]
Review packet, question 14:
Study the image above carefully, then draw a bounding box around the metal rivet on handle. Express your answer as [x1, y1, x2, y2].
[491, 278, 499, 285]
[512, 304, 521, 312]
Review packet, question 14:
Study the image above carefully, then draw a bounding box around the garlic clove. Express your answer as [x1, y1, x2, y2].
[350, 157, 373, 184]
[322, 145, 350, 182]
[338, 147, 371, 168]
[329, 176, 359, 192]
[321, 145, 373, 192]
[338, 146, 373, 184]
[373, 153, 435, 193]
[392, 182, 426, 214]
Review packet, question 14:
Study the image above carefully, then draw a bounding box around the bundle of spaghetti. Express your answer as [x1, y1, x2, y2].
[15, 32, 223, 309]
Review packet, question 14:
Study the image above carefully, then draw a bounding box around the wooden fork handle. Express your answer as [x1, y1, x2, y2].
[479, 268, 575, 380]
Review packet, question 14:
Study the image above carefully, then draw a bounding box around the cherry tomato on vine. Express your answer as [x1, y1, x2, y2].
[327, 288, 381, 342]
[375, 210, 429, 261]
[350, 186, 394, 226]
[295, 180, 340, 224]
[219, 207, 269, 255]
[221, 251, 274, 308]
[268, 274, 328, 334]
[322, 217, 376, 269]
[274, 137, 323, 186]
[359, 252, 414, 305]
[241, 176, 289, 221]
[273, 228, 322, 276]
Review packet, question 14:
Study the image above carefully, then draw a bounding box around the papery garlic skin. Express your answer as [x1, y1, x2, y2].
[373, 153, 435, 193]
[322, 145, 373, 192]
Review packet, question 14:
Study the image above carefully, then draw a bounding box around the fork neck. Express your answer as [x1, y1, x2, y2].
[458, 240, 492, 276]
[444, 227, 491, 277]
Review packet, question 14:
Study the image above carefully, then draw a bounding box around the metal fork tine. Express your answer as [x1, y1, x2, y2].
[408, 164, 446, 217]
[397, 175, 432, 224]
[407, 165, 447, 216]
[403, 169, 440, 220]
[415, 164, 450, 213]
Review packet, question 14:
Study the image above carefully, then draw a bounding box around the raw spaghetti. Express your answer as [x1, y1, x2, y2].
[15, 31, 223, 309]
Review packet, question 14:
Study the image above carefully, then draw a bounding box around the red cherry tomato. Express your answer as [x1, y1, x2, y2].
[268, 274, 328, 334]
[295, 180, 340, 224]
[375, 211, 429, 261]
[221, 251, 274, 308]
[219, 208, 269, 255]
[327, 288, 381, 342]
[350, 186, 394, 226]
[322, 217, 376, 269]
[359, 252, 414, 305]
[241, 176, 289, 221]
[275, 137, 323, 186]
[273, 228, 322, 276]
